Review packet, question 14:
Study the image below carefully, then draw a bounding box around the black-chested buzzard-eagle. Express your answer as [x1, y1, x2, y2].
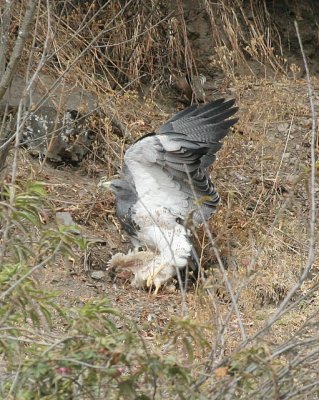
[100, 99, 238, 293]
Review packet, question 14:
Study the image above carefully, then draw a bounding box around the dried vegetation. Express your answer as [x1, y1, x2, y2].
[0, 0, 319, 399]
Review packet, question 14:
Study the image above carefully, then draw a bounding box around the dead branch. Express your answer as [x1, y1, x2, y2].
[256, 21, 318, 332]
[0, 0, 37, 101]
[0, 241, 63, 302]
[0, 0, 15, 76]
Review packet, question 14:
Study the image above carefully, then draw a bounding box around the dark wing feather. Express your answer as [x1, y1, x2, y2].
[154, 99, 238, 223]
[156, 98, 238, 136]
[123, 99, 238, 225]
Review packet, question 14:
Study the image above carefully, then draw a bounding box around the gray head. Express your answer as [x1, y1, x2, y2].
[99, 178, 136, 201]
[110, 179, 135, 198]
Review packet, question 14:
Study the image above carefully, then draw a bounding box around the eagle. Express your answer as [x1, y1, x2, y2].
[101, 99, 238, 293]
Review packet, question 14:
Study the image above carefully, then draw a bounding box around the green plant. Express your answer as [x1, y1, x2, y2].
[0, 181, 206, 399]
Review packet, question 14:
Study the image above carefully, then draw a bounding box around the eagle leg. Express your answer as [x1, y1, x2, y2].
[153, 282, 161, 296]
[146, 264, 166, 292]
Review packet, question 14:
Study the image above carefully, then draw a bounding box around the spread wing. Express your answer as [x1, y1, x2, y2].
[124, 98, 238, 225]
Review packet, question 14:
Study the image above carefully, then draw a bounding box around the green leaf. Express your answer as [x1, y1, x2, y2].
[118, 380, 136, 399]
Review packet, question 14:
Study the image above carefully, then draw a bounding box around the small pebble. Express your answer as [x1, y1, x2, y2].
[90, 271, 105, 280]
[278, 123, 289, 133]
[56, 211, 80, 234]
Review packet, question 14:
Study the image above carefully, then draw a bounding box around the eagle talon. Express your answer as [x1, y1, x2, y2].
[146, 278, 161, 295]
[153, 283, 161, 295]
[146, 275, 154, 288]
[146, 265, 165, 292]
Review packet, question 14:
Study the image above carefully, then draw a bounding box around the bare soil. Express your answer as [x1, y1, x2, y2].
[7, 0, 318, 361]
[18, 72, 319, 350]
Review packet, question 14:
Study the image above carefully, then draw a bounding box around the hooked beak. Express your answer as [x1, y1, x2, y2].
[98, 178, 112, 190]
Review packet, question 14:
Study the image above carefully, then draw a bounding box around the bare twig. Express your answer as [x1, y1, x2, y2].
[0, 242, 62, 301]
[184, 169, 247, 343]
[254, 21, 317, 333]
[0, 0, 14, 76]
[0, 0, 37, 101]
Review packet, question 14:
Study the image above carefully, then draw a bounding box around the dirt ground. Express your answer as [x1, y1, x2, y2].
[16, 70, 318, 351]
[3, 2, 319, 398]
[3, 0, 316, 367]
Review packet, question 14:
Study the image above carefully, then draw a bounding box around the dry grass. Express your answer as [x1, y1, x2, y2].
[18, 71, 318, 351]
[2, 0, 319, 397]
[206, 76, 318, 311]
[202, 0, 288, 78]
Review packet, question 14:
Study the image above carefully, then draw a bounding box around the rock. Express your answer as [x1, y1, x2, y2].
[22, 107, 95, 164]
[1, 74, 97, 111]
[277, 123, 289, 133]
[233, 172, 249, 181]
[0, 73, 97, 165]
[56, 211, 75, 225]
[56, 211, 80, 234]
[90, 271, 105, 280]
